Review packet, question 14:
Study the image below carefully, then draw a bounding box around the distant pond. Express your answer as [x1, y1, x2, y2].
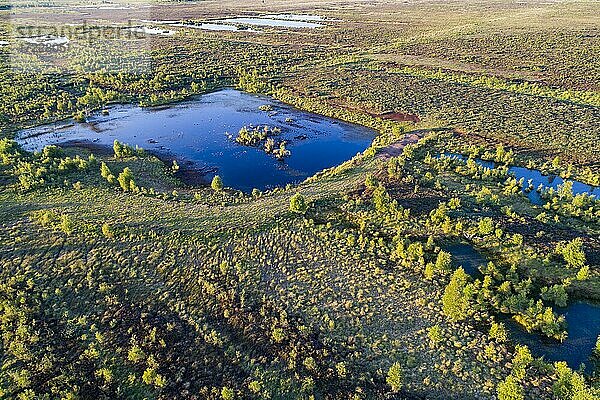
[439, 153, 600, 205]
[444, 242, 487, 278]
[17, 89, 376, 192]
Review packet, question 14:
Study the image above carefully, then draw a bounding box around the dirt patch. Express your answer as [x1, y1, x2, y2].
[325, 100, 421, 125]
[500, 215, 599, 267]
[58, 139, 115, 156]
[173, 161, 215, 187]
[379, 111, 420, 123]
[394, 191, 448, 215]
[377, 130, 429, 159]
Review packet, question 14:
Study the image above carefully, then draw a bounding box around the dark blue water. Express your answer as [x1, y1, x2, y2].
[444, 243, 487, 278]
[17, 89, 375, 191]
[446, 242, 600, 371]
[439, 153, 600, 205]
[506, 302, 600, 372]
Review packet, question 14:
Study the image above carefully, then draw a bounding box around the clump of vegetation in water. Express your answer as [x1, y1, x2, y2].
[235, 125, 281, 146]
[235, 125, 291, 159]
[272, 141, 291, 160]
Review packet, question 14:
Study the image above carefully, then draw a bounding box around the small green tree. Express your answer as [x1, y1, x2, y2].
[101, 223, 114, 239]
[113, 140, 136, 158]
[478, 217, 495, 236]
[552, 362, 593, 399]
[303, 357, 317, 372]
[211, 175, 224, 192]
[335, 362, 347, 378]
[489, 322, 508, 343]
[497, 376, 524, 400]
[100, 162, 111, 179]
[427, 325, 443, 347]
[424, 263, 435, 280]
[117, 167, 135, 191]
[142, 367, 156, 385]
[442, 267, 471, 321]
[42, 145, 63, 159]
[289, 193, 308, 214]
[248, 380, 261, 394]
[113, 140, 124, 158]
[221, 387, 235, 400]
[552, 156, 560, 169]
[127, 345, 145, 363]
[576, 266, 590, 281]
[365, 173, 377, 190]
[34, 209, 56, 227]
[386, 362, 403, 392]
[540, 284, 568, 307]
[557, 238, 586, 269]
[373, 184, 392, 214]
[271, 327, 285, 343]
[511, 345, 533, 380]
[434, 250, 452, 273]
[495, 144, 506, 161]
[60, 214, 74, 235]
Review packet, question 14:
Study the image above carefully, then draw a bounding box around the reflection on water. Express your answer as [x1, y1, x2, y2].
[446, 242, 600, 372]
[17, 89, 375, 192]
[219, 17, 323, 29]
[506, 302, 600, 372]
[444, 242, 487, 277]
[440, 153, 599, 205]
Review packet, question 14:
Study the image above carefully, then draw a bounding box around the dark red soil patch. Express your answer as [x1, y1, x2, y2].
[379, 111, 420, 123]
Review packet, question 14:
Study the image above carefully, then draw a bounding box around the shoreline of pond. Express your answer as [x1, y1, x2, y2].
[15, 88, 377, 193]
[442, 241, 600, 372]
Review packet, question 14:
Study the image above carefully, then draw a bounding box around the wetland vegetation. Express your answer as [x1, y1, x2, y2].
[0, 1, 599, 399]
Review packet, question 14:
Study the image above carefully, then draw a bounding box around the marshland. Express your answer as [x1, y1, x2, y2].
[0, 0, 599, 399]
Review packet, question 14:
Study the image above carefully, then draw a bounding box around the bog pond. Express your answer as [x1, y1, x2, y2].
[220, 17, 323, 29]
[17, 89, 376, 192]
[508, 301, 600, 371]
[15, 90, 600, 370]
[447, 242, 600, 371]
